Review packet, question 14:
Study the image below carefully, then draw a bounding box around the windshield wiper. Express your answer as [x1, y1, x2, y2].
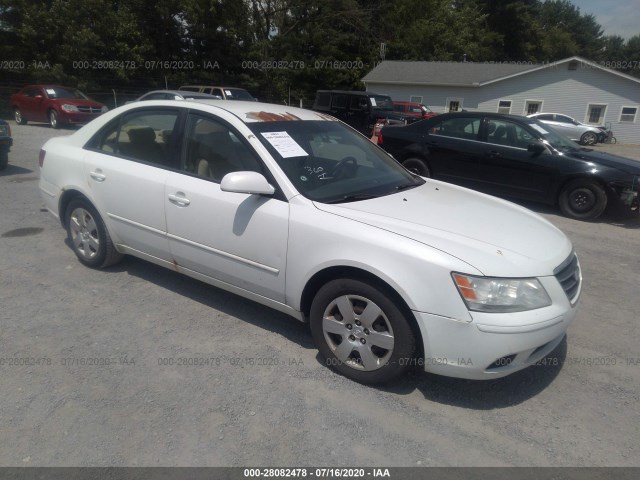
[394, 182, 420, 192]
[327, 193, 381, 204]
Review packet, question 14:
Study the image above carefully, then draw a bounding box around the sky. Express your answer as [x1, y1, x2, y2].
[572, 0, 639, 39]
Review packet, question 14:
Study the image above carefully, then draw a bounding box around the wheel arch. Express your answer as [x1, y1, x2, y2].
[58, 189, 91, 228]
[554, 174, 610, 205]
[299, 265, 425, 358]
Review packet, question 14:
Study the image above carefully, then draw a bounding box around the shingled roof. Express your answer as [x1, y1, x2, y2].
[362, 57, 640, 87]
[362, 60, 538, 86]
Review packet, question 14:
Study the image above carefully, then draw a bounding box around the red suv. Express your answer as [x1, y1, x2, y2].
[10, 85, 107, 129]
[392, 101, 437, 123]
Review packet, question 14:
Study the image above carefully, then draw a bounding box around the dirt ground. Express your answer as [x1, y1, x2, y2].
[1, 122, 639, 467]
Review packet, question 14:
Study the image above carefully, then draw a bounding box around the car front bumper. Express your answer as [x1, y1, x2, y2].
[412, 274, 579, 380]
[59, 111, 104, 125]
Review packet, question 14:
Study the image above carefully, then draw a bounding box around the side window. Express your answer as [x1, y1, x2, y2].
[556, 115, 574, 124]
[212, 88, 224, 98]
[486, 120, 534, 149]
[536, 114, 554, 121]
[88, 110, 179, 167]
[182, 113, 262, 182]
[349, 95, 367, 111]
[429, 117, 480, 140]
[332, 94, 347, 110]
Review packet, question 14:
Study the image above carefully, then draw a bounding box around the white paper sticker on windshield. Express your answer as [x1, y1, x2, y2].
[261, 131, 308, 158]
[46, 89, 56, 95]
[531, 124, 549, 135]
[369, 97, 377, 106]
[225, 90, 232, 96]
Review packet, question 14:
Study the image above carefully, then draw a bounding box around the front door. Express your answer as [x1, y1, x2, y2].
[164, 112, 289, 302]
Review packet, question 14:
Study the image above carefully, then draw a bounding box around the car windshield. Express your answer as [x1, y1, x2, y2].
[248, 120, 423, 203]
[421, 105, 433, 114]
[226, 88, 254, 100]
[45, 87, 88, 100]
[370, 95, 394, 112]
[525, 118, 582, 152]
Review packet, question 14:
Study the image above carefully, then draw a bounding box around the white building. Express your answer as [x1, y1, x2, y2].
[362, 56, 640, 144]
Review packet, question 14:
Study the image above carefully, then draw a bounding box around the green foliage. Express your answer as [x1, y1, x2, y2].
[1, 0, 638, 100]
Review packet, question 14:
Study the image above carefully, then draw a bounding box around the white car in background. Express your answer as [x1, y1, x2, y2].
[38, 100, 581, 384]
[527, 112, 604, 145]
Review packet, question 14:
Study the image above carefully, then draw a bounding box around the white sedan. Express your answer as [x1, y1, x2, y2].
[39, 100, 581, 384]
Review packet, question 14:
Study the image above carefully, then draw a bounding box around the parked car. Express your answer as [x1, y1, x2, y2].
[312, 90, 405, 137]
[136, 89, 222, 101]
[39, 100, 581, 384]
[10, 85, 108, 129]
[378, 112, 640, 220]
[527, 112, 605, 145]
[178, 85, 255, 101]
[393, 101, 438, 123]
[0, 119, 12, 170]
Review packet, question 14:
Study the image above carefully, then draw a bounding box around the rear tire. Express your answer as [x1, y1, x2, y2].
[558, 179, 607, 220]
[402, 157, 431, 177]
[310, 278, 416, 385]
[14, 108, 26, 125]
[65, 198, 123, 268]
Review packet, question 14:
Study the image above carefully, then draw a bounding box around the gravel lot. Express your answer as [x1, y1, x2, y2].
[1, 121, 639, 467]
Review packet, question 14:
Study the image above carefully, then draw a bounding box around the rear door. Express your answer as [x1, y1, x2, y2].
[83, 107, 183, 259]
[423, 116, 485, 188]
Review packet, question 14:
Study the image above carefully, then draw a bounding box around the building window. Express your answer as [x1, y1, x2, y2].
[497, 100, 512, 114]
[409, 96, 423, 103]
[619, 106, 638, 123]
[446, 97, 463, 112]
[524, 100, 543, 115]
[586, 104, 607, 124]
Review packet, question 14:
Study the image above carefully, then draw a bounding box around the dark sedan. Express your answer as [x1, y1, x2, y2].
[378, 112, 640, 220]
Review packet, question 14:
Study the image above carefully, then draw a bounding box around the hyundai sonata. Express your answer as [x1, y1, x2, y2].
[39, 100, 581, 384]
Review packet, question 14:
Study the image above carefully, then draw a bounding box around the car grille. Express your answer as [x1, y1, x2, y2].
[554, 253, 581, 304]
[77, 106, 102, 114]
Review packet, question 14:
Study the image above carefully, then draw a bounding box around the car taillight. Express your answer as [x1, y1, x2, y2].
[39, 149, 46, 168]
[377, 131, 383, 145]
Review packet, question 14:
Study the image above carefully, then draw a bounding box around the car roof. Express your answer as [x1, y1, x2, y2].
[141, 90, 219, 97]
[433, 111, 529, 120]
[131, 100, 337, 123]
[316, 90, 388, 96]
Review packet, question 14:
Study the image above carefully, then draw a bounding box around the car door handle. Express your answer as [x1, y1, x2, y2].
[486, 150, 502, 158]
[168, 193, 191, 207]
[89, 170, 106, 182]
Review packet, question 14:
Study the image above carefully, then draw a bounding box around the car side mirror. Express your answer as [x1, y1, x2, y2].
[220, 171, 275, 195]
[528, 142, 546, 154]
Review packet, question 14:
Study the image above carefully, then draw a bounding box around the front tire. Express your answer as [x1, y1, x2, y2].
[310, 278, 416, 384]
[580, 131, 597, 145]
[49, 109, 60, 129]
[65, 198, 123, 268]
[402, 157, 431, 177]
[558, 179, 607, 220]
[14, 108, 26, 125]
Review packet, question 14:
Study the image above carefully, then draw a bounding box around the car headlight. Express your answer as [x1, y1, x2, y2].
[101, 106, 109, 113]
[452, 273, 552, 313]
[61, 104, 79, 112]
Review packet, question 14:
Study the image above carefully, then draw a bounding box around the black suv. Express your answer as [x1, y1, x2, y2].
[312, 90, 403, 136]
[0, 119, 12, 170]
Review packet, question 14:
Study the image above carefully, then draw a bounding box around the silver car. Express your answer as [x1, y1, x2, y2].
[527, 112, 603, 145]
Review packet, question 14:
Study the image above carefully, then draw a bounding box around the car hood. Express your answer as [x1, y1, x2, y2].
[562, 149, 640, 174]
[313, 180, 572, 277]
[51, 98, 105, 107]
